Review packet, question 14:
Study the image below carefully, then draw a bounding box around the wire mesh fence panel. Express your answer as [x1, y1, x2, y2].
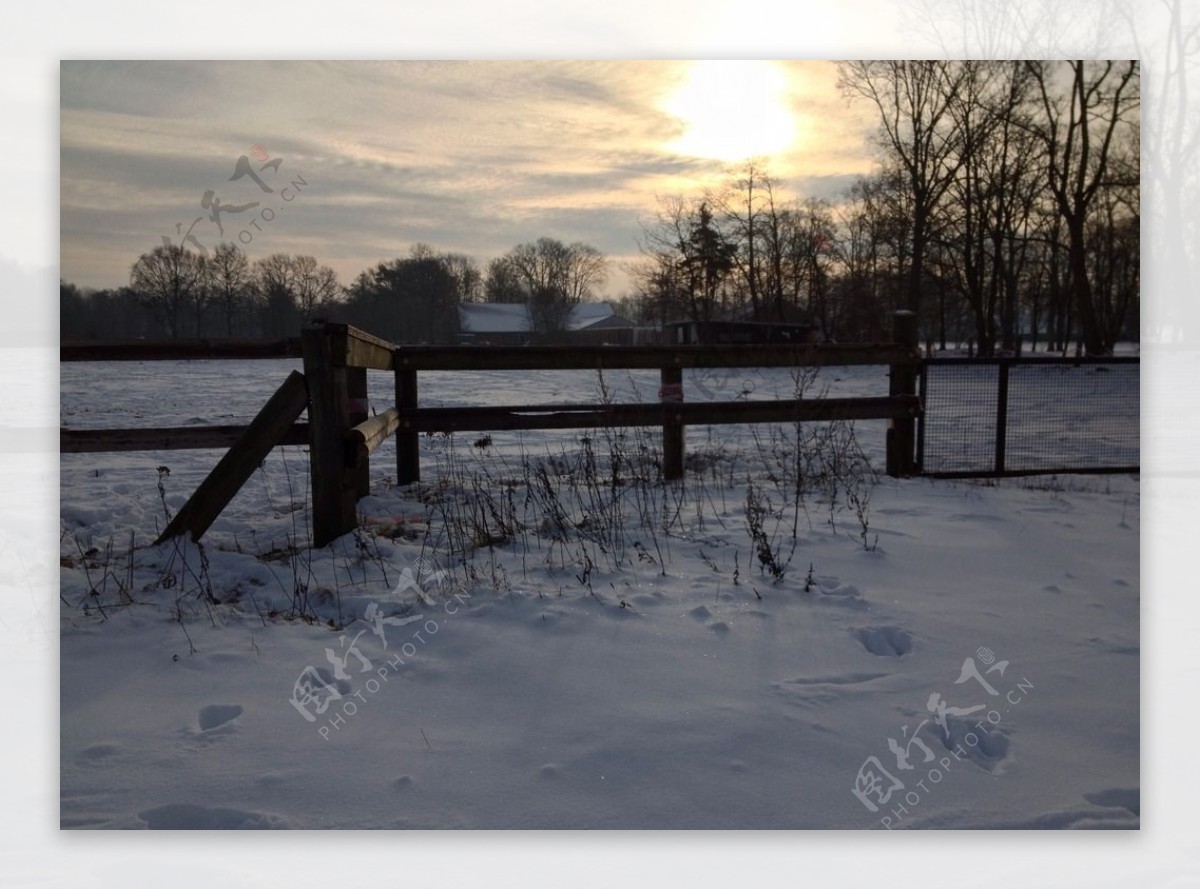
[920, 363, 999, 475]
[920, 358, 1139, 477]
[1004, 362, 1139, 473]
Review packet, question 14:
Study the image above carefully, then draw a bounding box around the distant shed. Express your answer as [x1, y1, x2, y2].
[458, 302, 636, 345]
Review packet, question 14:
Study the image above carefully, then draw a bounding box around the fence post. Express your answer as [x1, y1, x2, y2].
[302, 323, 357, 547]
[347, 366, 369, 498]
[994, 359, 1010, 475]
[887, 310, 919, 478]
[660, 365, 684, 480]
[395, 360, 421, 485]
[916, 359, 927, 473]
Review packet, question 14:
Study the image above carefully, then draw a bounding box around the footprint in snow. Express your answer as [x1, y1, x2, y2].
[853, 626, 913, 657]
[75, 742, 122, 762]
[812, 575, 861, 597]
[315, 667, 352, 695]
[922, 715, 1010, 772]
[808, 578, 867, 608]
[772, 671, 891, 708]
[198, 704, 243, 731]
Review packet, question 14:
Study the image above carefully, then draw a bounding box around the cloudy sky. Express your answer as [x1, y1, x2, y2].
[60, 60, 878, 297]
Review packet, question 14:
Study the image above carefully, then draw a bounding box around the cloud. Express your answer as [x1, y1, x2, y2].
[59, 60, 876, 293]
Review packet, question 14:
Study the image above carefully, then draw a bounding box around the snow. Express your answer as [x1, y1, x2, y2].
[57, 358, 1140, 829]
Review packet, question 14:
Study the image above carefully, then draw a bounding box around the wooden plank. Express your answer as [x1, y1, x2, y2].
[60, 338, 303, 362]
[345, 326, 396, 370]
[393, 342, 917, 372]
[345, 408, 400, 468]
[317, 322, 396, 370]
[154, 371, 309, 545]
[397, 396, 920, 434]
[302, 325, 357, 548]
[346, 339, 395, 371]
[61, 424, 310, 453]
[396, 368, 420, 484]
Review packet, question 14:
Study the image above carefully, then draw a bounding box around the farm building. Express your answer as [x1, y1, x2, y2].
[662, 300, 815, 345]
[457, 302, 637, 345]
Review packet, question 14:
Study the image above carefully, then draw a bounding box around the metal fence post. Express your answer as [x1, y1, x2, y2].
[887, 310, 919, 477]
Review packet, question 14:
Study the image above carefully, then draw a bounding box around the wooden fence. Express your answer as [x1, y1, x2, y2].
[61, 311, 922, 548]
[303, 311, 922, 546]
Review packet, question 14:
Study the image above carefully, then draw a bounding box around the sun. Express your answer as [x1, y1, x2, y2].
[663, 61, 797, 162]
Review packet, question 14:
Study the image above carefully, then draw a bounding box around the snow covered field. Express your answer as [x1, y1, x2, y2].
[58, 358, 1139, 829]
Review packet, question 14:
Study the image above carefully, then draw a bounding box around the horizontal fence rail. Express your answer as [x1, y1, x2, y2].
[61, 423, 310, 453]
[918, 356, 1140, 478]
[391, 342, 915, 372]
[61, 338, 303, 362]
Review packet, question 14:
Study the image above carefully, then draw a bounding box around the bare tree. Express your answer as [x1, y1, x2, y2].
[495, 237, 608, 334]
[932, 61, 1045, 354]
[484, 256, 525, 303]
[638, 196, 739, 328]
[253, 253, 299, 338]
[1026, 60, 1139, 354]
[251, 253, 340, 336]
[207, 243, 251, 337]
[636, 196, 700, 326]
[839, 61, 968, 317]
[292, 255, 341, 320]
[713, 159, 774, 320]
[129, 244, 207, 338]
[440, 252, 484, 304]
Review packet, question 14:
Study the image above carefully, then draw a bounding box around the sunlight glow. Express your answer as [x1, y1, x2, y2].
[663, 61, 797, 162]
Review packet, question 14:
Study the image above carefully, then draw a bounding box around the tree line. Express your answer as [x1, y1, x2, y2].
[60, 237, 610, 345]
[62, 61, 1138, 355]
